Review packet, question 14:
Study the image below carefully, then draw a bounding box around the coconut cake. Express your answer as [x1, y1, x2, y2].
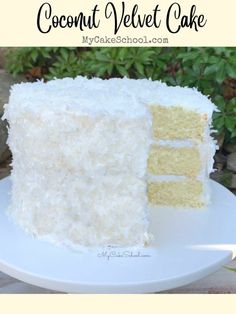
[2, 76, 217, 248]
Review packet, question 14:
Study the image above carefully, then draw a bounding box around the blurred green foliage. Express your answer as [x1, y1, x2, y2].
[6, 47, 236, 145]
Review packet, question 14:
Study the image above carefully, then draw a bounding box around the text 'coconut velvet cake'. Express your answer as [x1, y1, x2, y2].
[3, 77, 217, 249]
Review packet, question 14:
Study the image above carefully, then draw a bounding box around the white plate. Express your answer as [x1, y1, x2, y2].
[0, 177, 236, 293]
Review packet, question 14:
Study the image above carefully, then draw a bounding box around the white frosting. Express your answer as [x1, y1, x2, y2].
[147, 174, 186, 182]
[6, 108, 152, 247]
[152, 139, 194, 148]
[3, 76, 217, 249]
[4, 76, 217, 119]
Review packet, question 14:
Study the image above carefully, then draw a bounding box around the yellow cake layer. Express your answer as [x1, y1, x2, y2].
[148, 145, 201, 177]
[148, 180, 204, 207]
[150, 105, 207, 141]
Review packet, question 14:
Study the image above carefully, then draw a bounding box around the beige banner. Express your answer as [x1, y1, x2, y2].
[0, 0, 235, 46]
[0, 295, 236, 314]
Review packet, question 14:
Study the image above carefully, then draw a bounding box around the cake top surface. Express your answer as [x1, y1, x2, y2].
[6, 76, 217, 117]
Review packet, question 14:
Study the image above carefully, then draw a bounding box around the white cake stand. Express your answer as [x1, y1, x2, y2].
[0, 177, 236, 293]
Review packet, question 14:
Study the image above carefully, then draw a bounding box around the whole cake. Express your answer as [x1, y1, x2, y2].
[3, 77, 217, 248]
